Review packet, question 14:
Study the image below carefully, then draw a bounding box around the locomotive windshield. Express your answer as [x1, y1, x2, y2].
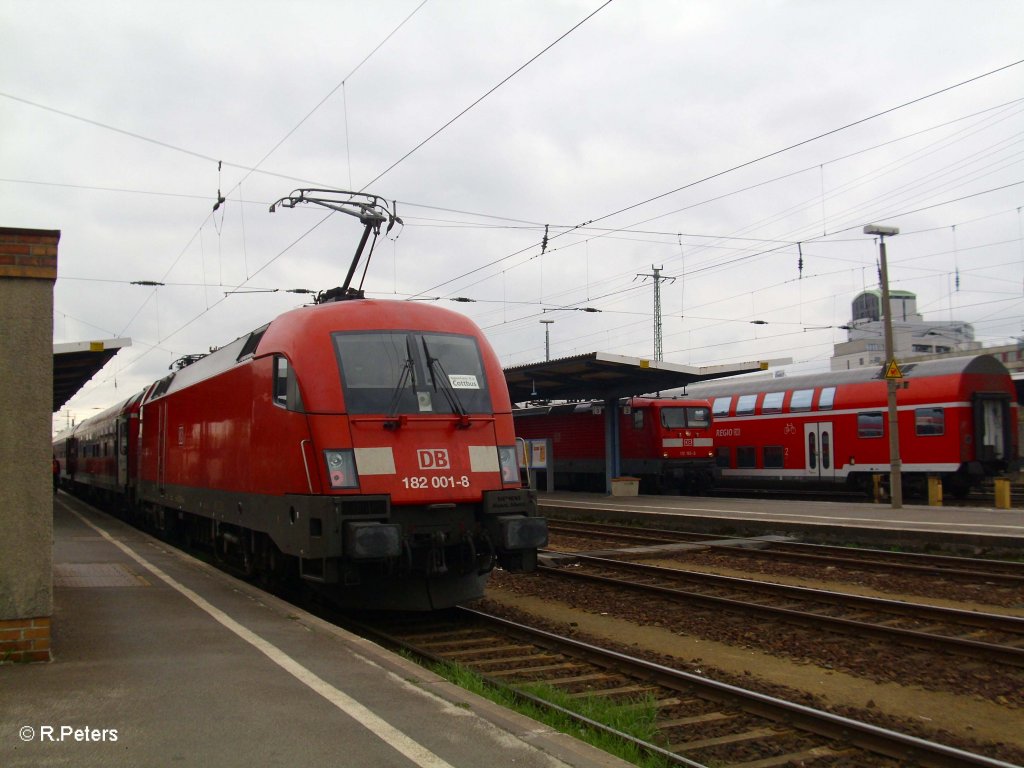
[333, 331, 491, 415]
[661, 406, 710, 429]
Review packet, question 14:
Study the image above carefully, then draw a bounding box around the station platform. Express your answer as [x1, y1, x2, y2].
[1, 495, 632, 768]
[537, 491, 1024, 551]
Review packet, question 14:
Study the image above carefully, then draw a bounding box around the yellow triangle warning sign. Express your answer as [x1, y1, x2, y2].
[884, 359, 903, 379]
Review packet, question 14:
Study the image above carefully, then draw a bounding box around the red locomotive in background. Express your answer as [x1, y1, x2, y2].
[514, 397, 718, 494]
[55, 190, 547, 611]
[683, 354, 1017, 497]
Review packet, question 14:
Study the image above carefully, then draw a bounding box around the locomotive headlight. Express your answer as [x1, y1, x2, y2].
[324, 449, 358, 489]
[497, 445, 520, 485]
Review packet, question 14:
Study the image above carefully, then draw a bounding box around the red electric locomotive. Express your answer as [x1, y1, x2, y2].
[684, 354, 1017, 497]
[54, 190, 547, 610]
[56, 299, 547, 610]
[514, 397, 717, 493]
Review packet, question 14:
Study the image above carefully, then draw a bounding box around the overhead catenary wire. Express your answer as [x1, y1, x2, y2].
[412, 59, 1024, 300]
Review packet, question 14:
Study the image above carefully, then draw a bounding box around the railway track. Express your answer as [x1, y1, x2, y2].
[345, 606, 1017, 768]
[537, 554, 1024, 669]
[546, 520, 1024, 587]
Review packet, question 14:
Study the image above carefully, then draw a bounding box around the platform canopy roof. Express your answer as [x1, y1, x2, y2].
[53, 338, 132, 412]
[503, 352, 790, 405]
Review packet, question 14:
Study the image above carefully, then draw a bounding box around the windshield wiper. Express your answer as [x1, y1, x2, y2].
[384, 338, 416, 429]
[421, 338, 470, 427]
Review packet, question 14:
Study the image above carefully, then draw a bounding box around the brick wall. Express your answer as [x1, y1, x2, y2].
[0, 617, 51, 663]
[0, 227, 60, 280]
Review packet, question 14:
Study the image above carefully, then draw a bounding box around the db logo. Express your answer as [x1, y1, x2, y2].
[417, 449, 450, 470]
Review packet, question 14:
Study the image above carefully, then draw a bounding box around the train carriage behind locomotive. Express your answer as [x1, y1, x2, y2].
[55, 298, 547, 610]
[682, 354, 1017, 497]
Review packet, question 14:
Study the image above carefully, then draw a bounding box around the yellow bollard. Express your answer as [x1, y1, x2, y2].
[994, 478, 1011, 510]
[927, 475, 942, 506]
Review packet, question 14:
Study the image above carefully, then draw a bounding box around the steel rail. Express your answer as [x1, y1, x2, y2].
[547, 519, 1024, 584]
[538, 555, 1024, 667]
[456, 607, 1017, 768]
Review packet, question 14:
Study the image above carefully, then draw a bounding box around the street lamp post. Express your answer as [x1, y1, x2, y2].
[864, 224, 902, 508]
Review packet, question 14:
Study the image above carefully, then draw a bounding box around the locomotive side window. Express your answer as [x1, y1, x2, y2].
[858, 412, 884, 438]
[790, 389, 814, 412]
[763, 446, 784, 468]
[818, 387, 836, 410]
[633, 409, 644, 429]
[712, 397, 732, 417]
[915, 407, 945, 436]
[762, 392, 784, 414]
[334, 331, 490, 415]
[273, 356, 304, 411]
[736, 395, 757, 416]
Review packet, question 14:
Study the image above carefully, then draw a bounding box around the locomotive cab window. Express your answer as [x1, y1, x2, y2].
[661, 406, 710, 429]
[915, 407, 944, 436]
[334, 331, 490, 415]
[686, 406, 710, 428]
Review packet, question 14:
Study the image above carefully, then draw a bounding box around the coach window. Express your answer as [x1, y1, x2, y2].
[762, 391, 784, 414]
[790, 389, 814, 412]
[737, 446, 756, 468]
[818, 386, 836, 410]
[763, 445, 784, 468]
[915, 407, 944, 436]
[715, 446, 730, 468]
[712, 396, 732, 417]
[858, 412, 884, 438]
[273, 356, 304, 411]
[736, 394, 757, 416]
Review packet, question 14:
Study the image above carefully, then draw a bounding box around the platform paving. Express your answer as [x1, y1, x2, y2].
[0, 495, 633, 768]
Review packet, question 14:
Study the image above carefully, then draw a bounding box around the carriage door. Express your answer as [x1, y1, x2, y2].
[976, 396, 1008, 461]
[116, 416, 129, 488]
[803, 422, 835, 480]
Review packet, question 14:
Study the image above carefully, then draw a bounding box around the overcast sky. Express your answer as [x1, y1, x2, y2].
[3, 1, 1022, 431]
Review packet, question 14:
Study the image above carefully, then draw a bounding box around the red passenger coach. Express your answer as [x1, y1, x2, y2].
[685, 354, 1017, 497]
[515, 397, 717, 493]
[56, 298, 547, 611]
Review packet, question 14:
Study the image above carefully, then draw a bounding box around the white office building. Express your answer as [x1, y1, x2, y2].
[829, 289, 981, 371]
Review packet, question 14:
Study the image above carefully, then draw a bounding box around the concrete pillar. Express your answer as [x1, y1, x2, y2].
[0, 226, 59, 663]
